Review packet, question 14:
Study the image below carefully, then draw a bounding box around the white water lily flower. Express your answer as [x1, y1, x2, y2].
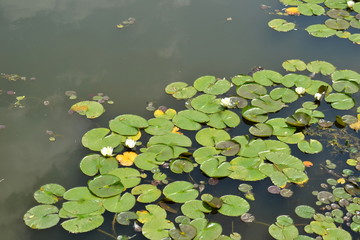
[101, 146, 114, 157]
[220, 97, 235, 108]
[125, 138, 136, 148]
[314, 93, 322, 101]
[347, 1, 355, 8]
[295, 87, 306, 95]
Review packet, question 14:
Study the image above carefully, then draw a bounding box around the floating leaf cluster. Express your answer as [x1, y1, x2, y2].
[269, 0, 360, 44]
[24, 59, 359, 239]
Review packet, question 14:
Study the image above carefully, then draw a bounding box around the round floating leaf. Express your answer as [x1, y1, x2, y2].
[165, 82, 197, 99]
[194, 76, 231, 95]
[354, 2, 360, 12]
[286, 112, 311, 127]
[131, 184, 161, 203]
[190, 219, 222, 240]
[249, 123, 273, 137]
[253, 70, 283, 86]
[349, 33, 360, 44]
[298, 139, 323, 154]
[109, 114, 148, 136]
[307, 61, 336, 75]
[298, 3, 325, 16]
[215, 140, 240, 156]
[200, 158, 231, 177]
[268, 19, 296, 32]
[191, 94, 223, 113]
[281, 73, 312, 88]
[295, 205, 316, 219]
[196, 128, 230, 146]
[242, 106, 268, 123]
[269, 221, 299, 240]
[282, 59, 307, 72]
[24, 205, 59, 229]
[236, 83, 267, 99]
[70, 101, 105, 119]
[251, 95, 284, 113]
[327, 9, 350, 18]
[306, 24, 337, 38]
[144, 118, 174, 135]
[305, 80, 332, 95]
[80, 154, 118, 176]
[332, 80, 359, 94]
[277, 132, 305, 144]
[163, 181, 199, 203]
[82, 128, 123, 151]
[325, 18, 350, 30]
[207, 110, 241, 129]
[218, 195, 250, 217]
[34, 184, 65, 204]
[108, 168, 141, 188]
[169, 224, 197, 240]
[134, 152, 161, 170]
[266, 118, 296, 137]
[323, 228, 352, 240]
[170, 159, 194, 174]
[88, 174, 124, 198]
[181, 200, 212, 219]
[270, 88, 299, 103]
[331, 70, 360, 84]
[61, 215, 104, 233]
[231, 75, 253, 86]
[229, 156, 267, 181]
[116, 211, 138, 225]
[324, 0, 348, 9]
[172, 110, 209, 130]
[103, 192, 136, 213]
[193, 146, 220, 164]
[142, 218, 174, 240]
[325, 93, 355, 110]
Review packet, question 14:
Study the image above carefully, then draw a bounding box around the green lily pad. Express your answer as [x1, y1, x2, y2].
[306, 24, 337, 38]
[229, 156, 267, 181]
[191, 94, 223, 114]
[348, 33, 360, 44]
[236, 83, 267, 99]
[170, 159, 194, 174]
[325, 93, 355, 110]
[61, 215, 104, 233]
[70, 101, 105, 119]
[295, 205, 316, 219]
[296, 108, 324, 124]
[195, 128, 230, 146]
[253, 70, 283, 85]
[34, 184, 65, 204]
[231, 75, 253, 86]
[324, 0, 348, 9]
[298, 139, 323, 154]
[280, 0, 303, 5]
[215, 140, 240, 156]
[163, 181, 199, 203]
[268, 19, 296, 32]
[207, 110, 241, 129]
[108, 168, 141, 188]
[327, 9, 349, 18]
[190, 218, 223, 240]
[194, 76, 231, 95]
[145, 118, 174, 135]
[165, 82, 197, 99]
[103, 192, 136, 213]
[181, 200, 212, 219]
[88, 174, 124, 198]
[24, 205, 60, 229]
[307, 61, 336, 75]
[148, 132, 192, 147]
[265, 152, 305, 171]
[239, 138, 266, 158]
[298, 3, 325, 16]
[172, 110, 210, 130]
[266, 118, 296, 136]
[218, 195, 250, 217]
[169, 224, 198, 240]
[251, 95, 285, 113]
[332, 80, 359, 94]
[282, 59, 307, 72]
[325, 18, 350, 30]
[281, 74, 312, 88]
[200, 158, 231, 177]
[82, 128, 123, 151]
[193, 146, 220, 164]
[80, 154, 118, 176]
[142, 218, 174, 240]
[331, 70, 360, 84]
[286, 112, 311, 127]
[305, 80, 332, 95]
[269, 215, 299, 240]
[277, 132, 305, 144]
[270, 88, 299, 103]
[116, 211, 138, 225]
[242, 106, 268, 123]
[134, 152, 162, 170]
[131, 184, 161, 203]
[109, 114, 148, 136]
[249, 123, 273, 137]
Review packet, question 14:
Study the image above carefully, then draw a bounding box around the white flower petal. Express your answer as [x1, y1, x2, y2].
[101, 146, 113, 157]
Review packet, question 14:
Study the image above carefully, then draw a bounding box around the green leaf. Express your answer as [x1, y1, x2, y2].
[181, 200, 212, 219]
[82, 128, 123, 151]
[88, 174, 124, 198]
[190, 218, 222, 240]
[277, 132, 305, 144]
[191, 94, 223, 113]
[348, 33, 360, 44]
[207, 110, 241, 129]
[249, 123, 273, 137]
[195, 128, 230, 146]
[323, 228, 352, 240]
[145, 118, 174, 135]
[200, 158, 231, 177]
[229, 156, 267, 181]
[298, 3, 325, 16]
[173, 110, 210, 130]
[281, 74, 312, 88]
[266, 118, 296, 136]
[70, 101, 105, 119]
[236, 83, 267, 99]
[131, 184, 161, 203]
[193, 146, 220, 164]
[307, 61, 336, 75]
[194, 76, 231, 95]
[268, 19, 296, 32]
[286, 112, 311, 127]
[163, 181, 199, 203]
[325, 93, 355, 110]
[231, 75, 253, 86]
[109, 114, 148, 135]
[80, 154, 118, 176]
[61, 215, 104, 233]
[134, 152, 162, 170]
[253, 70, 283, 85]
[24, 205, 59, 229]
[306, 24, 337, 38]
[298, 139, 323, 154]
[325, 18, 350, 30]
[169, 224, 198, 240]
[251, 95, 285, 113]
[332, 80, 359, 94]
[218, 195, 250, 217]
[103, 192, 136, 213]
[242, 106, 268, 123]
[324, 0, 348, 9]
[34, 184, 65, 204]
[215, 140, 240, 156]
[331, 70, 360, 84]
[108, 168, 141, 188]
[116, 211, 138, 225]
[282, 59, 307, 72]
[142, 218, 174, 240]
[165, 82, 197, 99]
[270, 88, 299, 103]
[170, 159, 194, 174]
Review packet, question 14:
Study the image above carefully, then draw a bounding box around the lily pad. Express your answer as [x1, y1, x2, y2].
[282, 59, 307, 72]
[286, 112, 311, 127]
[332, 80, 359, 94]
[207, 110, 241, 129]
[165, 82, 197, 99]
[88, 174, 124, 198]
[270, 88, 299, 103]
[269, 215, 299, 240]
[266, 118, 296, 136]
[324, 0, 348, 9]
[193, 76, 231, 95]
[325, 93, 355, 110]
[236, 83, 267, 99]
[170, 159, 194, 174]
[331, 70, 360, 84]
[191, 94, 223, 113]
[145, 118, 174, 135]
[70, 101, 105, 119]
[215, 140, 240, 156]
[193, 146, 220, 164]
[109, 114, 148, 136]
[108, 168, 141, 188]
[253, 70, 283, 86]
[298, 139, 323, 154]
[195, 128, 230, 146]
[249, 123, 273, 137]
[61, 215, 104, 233]
[251, 95, 285, 113]
[281, 74, 312, 88]
[218, 195, 250, 217]
[242, 106, 268, 123]
[325, 18, 350, 30]
[229, 156, 267, 181]
[298, 3, 325, 16]
[306, 24, 337, 38]
[190, 218, 222, 240]
[103, 192, 136, 213]
[268, 19, 296, 32]
[200, 158, 232, 177]
[34, 184, 66, 204]
[82, 128, 123, 151]
[349, 33, 360, 44]
[277, 132, 305, 144]
[24, 205, 60, 229]
[131, 184, 161, 203]
[142, 218, 174, 240]
[327, 9, 349, 18]
[307, 61, 336, 75]
[134, 152, 162, 170]
[163, 181, 199, 203]
[231, 75, 253, 86]
[172, 110, 210, 130]
[181, 200, 212, 219]
[169, 224, 197, 240]
[80, 154, 118, 176]
[116, 211, 138, 225]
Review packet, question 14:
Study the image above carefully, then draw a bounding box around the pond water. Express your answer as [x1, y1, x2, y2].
[0, 0, 359, 239]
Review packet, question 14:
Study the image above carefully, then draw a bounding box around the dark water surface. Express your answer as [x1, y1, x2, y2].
[0, 0, 359, 239]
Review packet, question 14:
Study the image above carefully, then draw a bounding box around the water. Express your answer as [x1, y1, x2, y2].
[0, 0, 359, 239]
